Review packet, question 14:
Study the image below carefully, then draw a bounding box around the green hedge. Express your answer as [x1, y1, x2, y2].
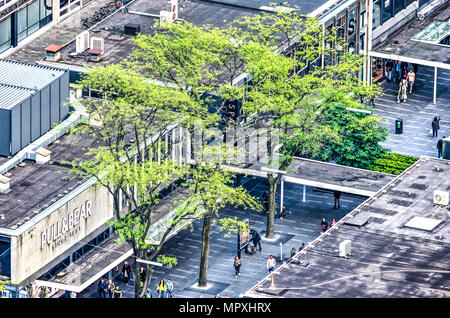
[368, 153, 419, 175]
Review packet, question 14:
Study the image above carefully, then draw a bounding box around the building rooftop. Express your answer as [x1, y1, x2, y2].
[0, 132, 101, 231]
[49, 0, 347, 69]
[373, 0, 450, 65]
[242, 156, 396, 196]
[0, 59, 66, 110]
[245, 157, 450, 298]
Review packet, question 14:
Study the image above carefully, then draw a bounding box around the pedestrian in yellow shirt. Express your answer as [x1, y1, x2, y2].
[156, 279, 166, 298]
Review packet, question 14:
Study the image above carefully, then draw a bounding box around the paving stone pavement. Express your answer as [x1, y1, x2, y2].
[78, 176, 366, 298]
[373, 65, 450, 159]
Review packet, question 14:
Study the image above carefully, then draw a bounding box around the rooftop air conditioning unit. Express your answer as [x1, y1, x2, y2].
[433, 190, 449, 205]
[168, 0, 178, 20]
[76, 31, 90, 53]
[339, 240, 351, 257]
[160, 10, 173, 26]
[90, 37, 105, 54]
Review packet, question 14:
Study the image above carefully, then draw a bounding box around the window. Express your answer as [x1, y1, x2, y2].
[348, 7, 358, 53]
[335, 15, 346, 62]
[382, 0, 393, 24]
[0, 17, 11, 53]
[17, 7, 28, 42]
[40, 0, 52, 27]
[324, 24, 334, 66]
[348, 8, 357, 38]
[28, 0, 40, 36]
[372, 0, 381, 30]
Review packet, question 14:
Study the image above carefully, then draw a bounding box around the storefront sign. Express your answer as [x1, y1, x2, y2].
[40, 200, 92, 249]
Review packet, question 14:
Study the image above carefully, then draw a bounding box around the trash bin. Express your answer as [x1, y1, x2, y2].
[395, 118, 403, 134]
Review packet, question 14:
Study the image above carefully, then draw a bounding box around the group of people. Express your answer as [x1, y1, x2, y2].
[144, 279, 174, 298]
[385, 60, 418, 104]
[431, 116, 446, 158]
[290, 243, 306, 258]
[97, 277, 123, 298]
[321, 217, 337, 233]
[96, 260, 174, 298]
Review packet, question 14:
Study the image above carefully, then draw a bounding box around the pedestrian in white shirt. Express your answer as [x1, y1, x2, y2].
[267, 255, 276, 273]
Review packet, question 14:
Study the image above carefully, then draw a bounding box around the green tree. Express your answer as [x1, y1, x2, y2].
[232, 9, 383, 238]
[315, 102, 388, 168]
[186, 157, 261, 287]
[67, 65, 208, 298]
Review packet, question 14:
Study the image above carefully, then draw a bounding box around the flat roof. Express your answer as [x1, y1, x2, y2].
[246, 157, 450, 298]
[37, 233, 132, 293]
[0, 59, 66, 91]
[54, 0, 347, 69]
[0, 59, 66, 110]
[373, 0, 450, 65]
[0, 132, 101, 230]
[57, 0, 261, 68]
[197, 0, 338, 16]
[232, 156, 396, 197]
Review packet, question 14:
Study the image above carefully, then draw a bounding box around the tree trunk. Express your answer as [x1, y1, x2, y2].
[265, 174, 278, 239]
[266, 172, 284, 239]
[133, 252, 142, 298]
[198, 212, 212, 287]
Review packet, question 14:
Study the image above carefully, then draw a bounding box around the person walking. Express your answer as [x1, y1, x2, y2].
[139, 266, 146, 288]
[397, 78, 407, 103]
[321, 217, 328, 232]
[156, 279, 166, 298]
[400, 61, 408, 75]
[113, 285, 122, 298]
[107, 278, 115, 298]
[262, 190, 270, 212]
[385, 59, 394, 82]
[333, 191, 342, 209]
[394, 60, 402, 82]
[166, 279, 174, 298]
[290, 247, 296, 258]
[250, 229, 262, 251]
[121, 261, 132, 285]
[97, 278, 107, 298]
[407, 69, 416, 94]
[437, 136, 445, 158]
[233, 256, 242, 278]
[299, 243, 305, 251]
[266, 255, 276, 273]
[432, 116, 440, 138]
[412, 63, 419, 74]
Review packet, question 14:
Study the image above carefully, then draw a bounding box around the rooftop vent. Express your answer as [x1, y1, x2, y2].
[404, 216, 442, 231]
[124, 23, 141, 36]
[76, 31, 90, 53]
[90, 37, 105, 55]
[339, 240, 351, 257]
[160, 10, 174, 26]
[433, 190, 449, 205]
[0, 175, 10, 194]
[45, 44, 63, 62]
[36, 148, 51, 164]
